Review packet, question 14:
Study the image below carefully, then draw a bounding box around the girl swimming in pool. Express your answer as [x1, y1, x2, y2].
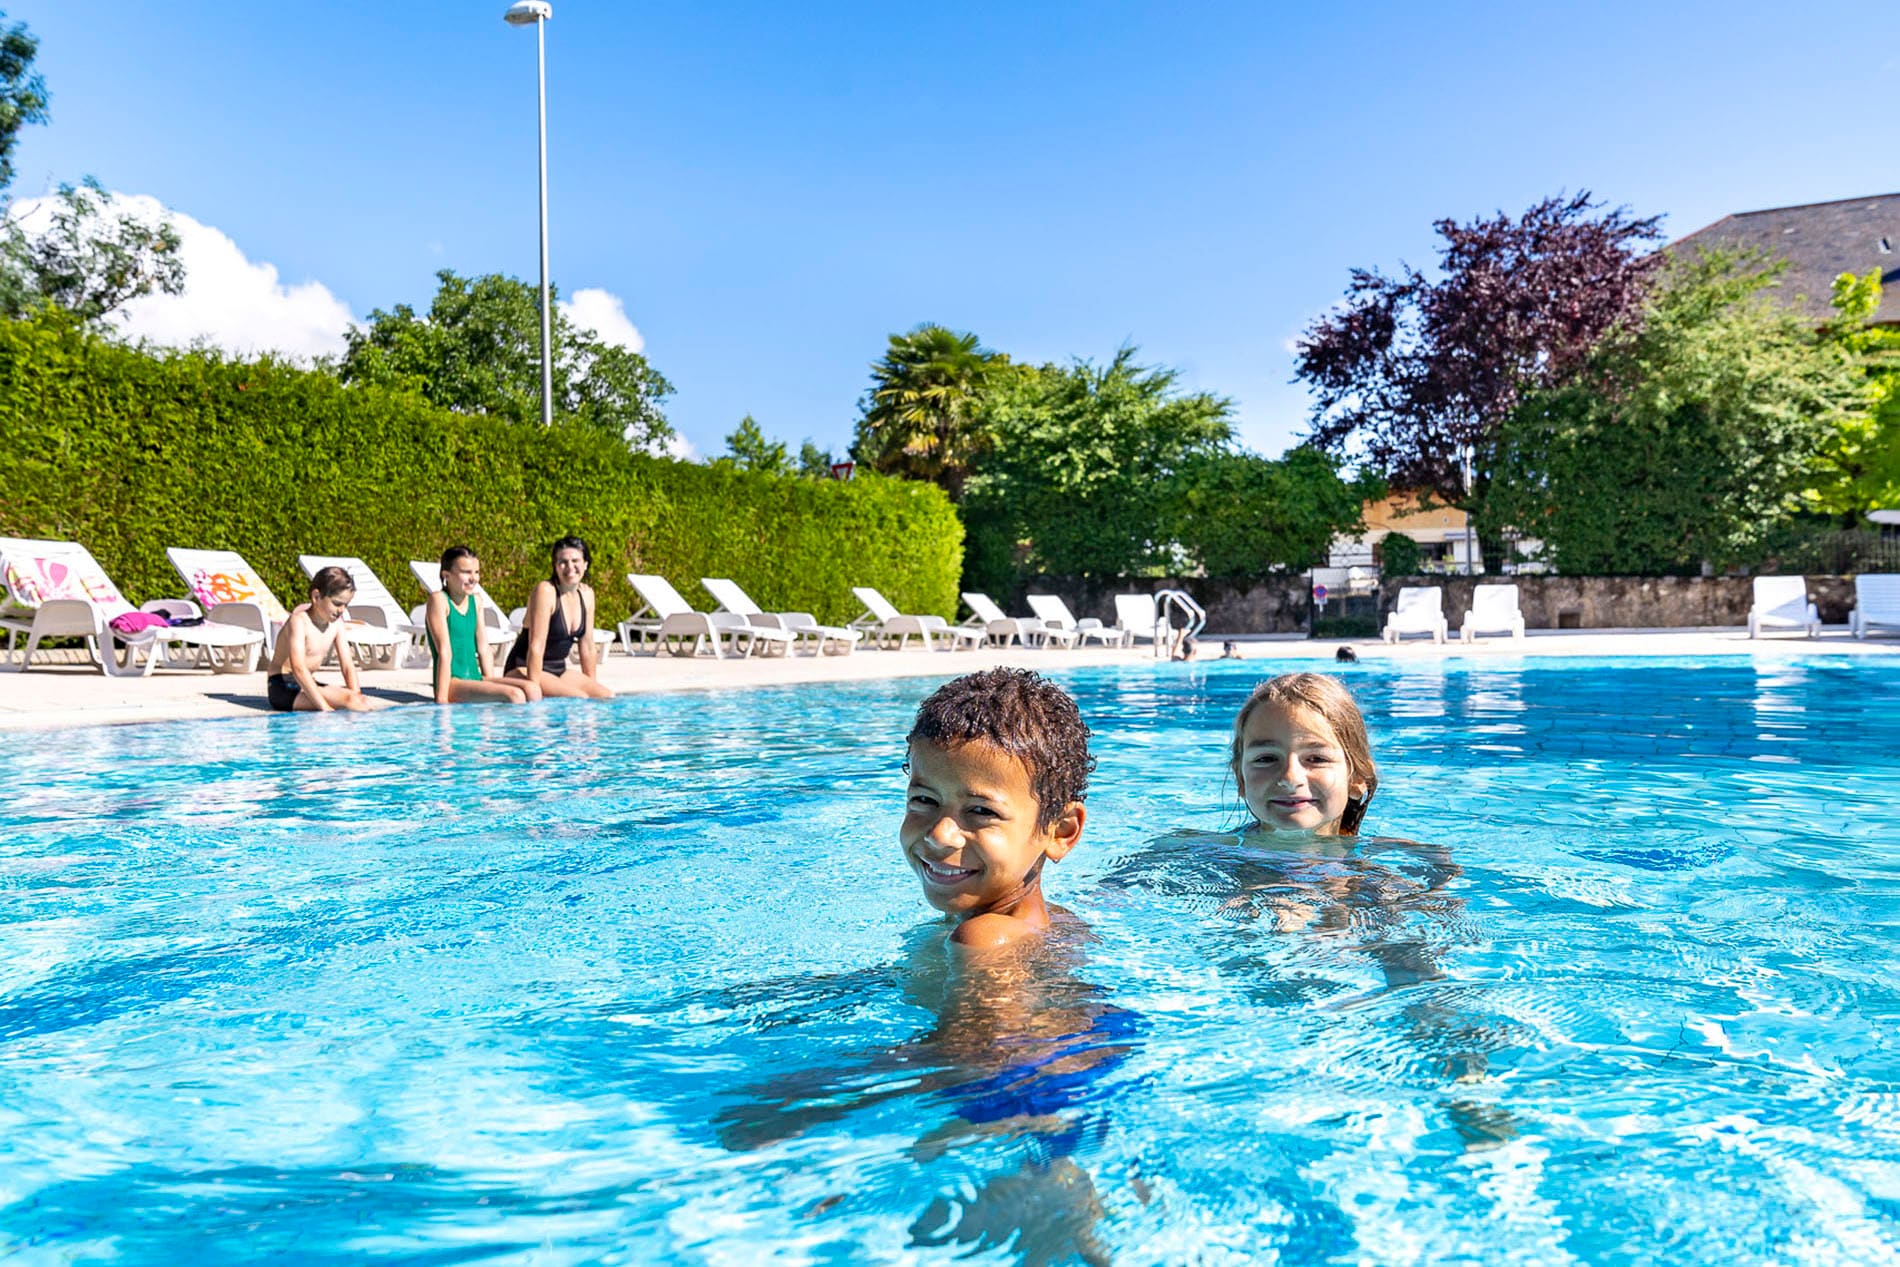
[1230, 672, 1377, 836]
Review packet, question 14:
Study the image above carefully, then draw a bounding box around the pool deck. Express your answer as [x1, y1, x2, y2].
[1, 626, 1895, 732]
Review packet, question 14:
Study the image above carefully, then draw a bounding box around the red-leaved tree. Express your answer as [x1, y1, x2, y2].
[1295, 192, 1663, 502]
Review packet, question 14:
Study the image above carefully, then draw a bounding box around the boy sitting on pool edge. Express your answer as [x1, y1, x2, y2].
[264, 565, 372, 713]
[902, 668, 1094, 951]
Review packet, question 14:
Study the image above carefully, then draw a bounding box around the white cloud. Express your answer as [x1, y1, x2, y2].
[559, 286, 645, 354]
[6, 190, 357, 361]
[656, 432, 697, 461]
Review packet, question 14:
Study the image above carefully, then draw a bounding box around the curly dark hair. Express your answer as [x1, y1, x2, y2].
[906, 668, 1094, 827]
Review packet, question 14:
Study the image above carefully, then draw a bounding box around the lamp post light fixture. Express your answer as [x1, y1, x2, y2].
[504, 0, 554, 427]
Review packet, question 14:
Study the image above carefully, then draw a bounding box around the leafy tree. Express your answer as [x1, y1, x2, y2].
[962, 349, 1234, 582]
[1296, 192, 1663, 502]
[0, 16, 182, 325]
[1478, 251, 1865, 574]
[0, 177, 184, 321]
[715, 417, 841, 479]
[1167, 446, 1379, 580]
[852, 324, 1004, 498]
[720, 414, 790, 474]
[0, 10, 48, 193]
[1800, 270, 1900, 523]
[798, 440, 836, 479]
[338, 269, 674, 450]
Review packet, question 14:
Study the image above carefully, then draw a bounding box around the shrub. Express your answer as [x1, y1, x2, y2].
[1376, 533, 1422, 577]
[0, 315, 961, 624]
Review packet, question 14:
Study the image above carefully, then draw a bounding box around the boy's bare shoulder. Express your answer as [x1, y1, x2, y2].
[948, 912, 1036, 951]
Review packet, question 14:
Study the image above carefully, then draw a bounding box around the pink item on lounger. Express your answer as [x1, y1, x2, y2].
[109, 611, 171, 634]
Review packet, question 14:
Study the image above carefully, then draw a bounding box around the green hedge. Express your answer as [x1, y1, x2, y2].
[0, 316, 962, 625]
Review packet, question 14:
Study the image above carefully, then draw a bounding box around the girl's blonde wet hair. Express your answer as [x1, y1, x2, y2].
[1229, 672, 1379, 835]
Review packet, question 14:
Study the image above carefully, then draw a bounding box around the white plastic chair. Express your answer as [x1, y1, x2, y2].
[1024, 595, 1110, 648]
[848, 587, 984, 651]
[1384, 586, 1448, 644]
[702, 577, 861, 655]
[1460, 584, 1526, 642]
[961, 593, 1045, 647]
[1849, 574, 1900, 639]
[166, 547, 292, 654]
[623, 574, 795, 658]
[2, 538, 263, 675]
[1748, 576, 1818, 639]
[1113, 594, 1165, 648]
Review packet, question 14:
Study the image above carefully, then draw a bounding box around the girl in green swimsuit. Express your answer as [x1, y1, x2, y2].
[425, 546, 541, 706]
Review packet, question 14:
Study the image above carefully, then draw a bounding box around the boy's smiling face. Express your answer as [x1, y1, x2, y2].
[902, 738, 1079, 917]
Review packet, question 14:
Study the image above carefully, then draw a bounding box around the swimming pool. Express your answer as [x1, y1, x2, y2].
[1, 656, 1895, 1264]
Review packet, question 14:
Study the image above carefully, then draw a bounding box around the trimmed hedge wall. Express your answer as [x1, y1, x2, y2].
[0, 317, 962, 626]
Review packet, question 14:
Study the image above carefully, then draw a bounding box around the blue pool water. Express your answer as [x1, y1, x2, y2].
[1, 656, 1897, 1264]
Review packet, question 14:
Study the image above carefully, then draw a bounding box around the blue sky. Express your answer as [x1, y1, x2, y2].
[9, 1, 1895, 460]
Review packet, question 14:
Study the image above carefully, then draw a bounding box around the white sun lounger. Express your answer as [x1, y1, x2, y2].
[1, 537, 263, 675]
[702, 577, 861, 655]
[1384, 586, 1448, 644]
[298, 555, 425, 669]
[1748, 576, 1818, 638]
[622, 573, 795, 658]
[849, 586, 984, 651]
[1114, 593, 1165, 648]
[961, 593, 1045, 647]
[1849, 573, 1900, 639]
[1024, 595, 1108, 648]
[1460, 583, 1526, 642]
[407, 560, 518, 653]
[172, 546, 405, 668]
[166, 547, 291, 654]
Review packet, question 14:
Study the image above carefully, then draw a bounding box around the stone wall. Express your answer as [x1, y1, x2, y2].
[993, 574, 1858, 634]
[1379, 575, 1857, 629]
[1001, 576, 1312, 634]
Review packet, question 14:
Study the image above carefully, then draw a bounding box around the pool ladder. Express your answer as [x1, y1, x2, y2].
[1153, 588, 1206, 657]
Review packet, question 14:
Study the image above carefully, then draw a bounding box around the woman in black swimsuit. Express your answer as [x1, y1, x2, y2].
[504, 536, 615, 700]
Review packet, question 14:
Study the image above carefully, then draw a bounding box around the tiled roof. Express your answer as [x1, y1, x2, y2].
[1669, 193, 1900, 324]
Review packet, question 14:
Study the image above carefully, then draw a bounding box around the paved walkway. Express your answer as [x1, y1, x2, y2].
[1, 627, 1894, 733]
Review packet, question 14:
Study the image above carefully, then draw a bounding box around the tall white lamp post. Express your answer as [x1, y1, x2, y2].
[504, 0, 554, 427]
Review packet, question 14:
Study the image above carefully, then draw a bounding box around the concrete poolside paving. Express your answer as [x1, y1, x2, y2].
[0, 626, 1895, 733]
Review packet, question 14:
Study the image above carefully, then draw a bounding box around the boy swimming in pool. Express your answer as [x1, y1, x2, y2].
[902, 668, 1094, 951]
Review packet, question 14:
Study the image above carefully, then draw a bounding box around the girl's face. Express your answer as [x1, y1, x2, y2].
[553, 548, 588, 589]
[443, 556, 481, 600]
[1236, 701, 1367, 835]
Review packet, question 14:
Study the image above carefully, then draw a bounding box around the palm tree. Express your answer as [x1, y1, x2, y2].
[852, 324, 1002, 499]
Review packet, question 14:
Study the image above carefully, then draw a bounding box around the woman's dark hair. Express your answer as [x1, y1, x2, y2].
[549, 535, 591, 584]
[309, 565, 355, 600]
[440, 544, 477, 575]
[907, 668, 1094, 829]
